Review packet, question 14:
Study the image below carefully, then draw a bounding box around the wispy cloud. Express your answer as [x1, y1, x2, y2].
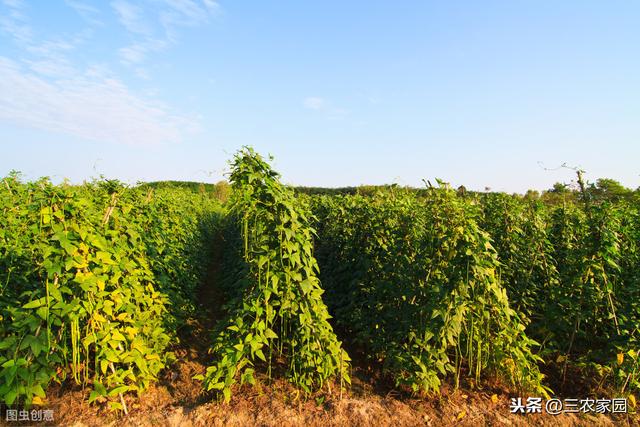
[118, 38, 168, 65]
[303, 96, 349, 119]
[64, 0, 103, 26]
[0, 57, 196, 145]
[0, 1, 211, 145]
[23, 38, 82, 77]
[160, 0, 218, 31]
[111, 0, 151, 35]
[303, 97, 326, 110]
[2, 0, 23, 7]
[202, 0, 220, 13]
[112, 0, 219, 65]
[25, 57, 74, 77]
[1, 1, 92, 78]
[0, 0, 32, 43]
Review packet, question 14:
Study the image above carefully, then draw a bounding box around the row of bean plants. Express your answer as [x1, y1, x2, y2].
[0, 173, 220, 409]
[129, 185, 221, 328]
[200, 148, 350, 401]
[478, 191, 640, 396]
[311, 185, 547, 396]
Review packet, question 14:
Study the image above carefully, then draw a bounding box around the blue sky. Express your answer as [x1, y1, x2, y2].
[0, 0, 638, 192]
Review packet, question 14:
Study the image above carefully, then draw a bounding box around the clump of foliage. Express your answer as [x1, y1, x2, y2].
[313, 184, 548, 395]
[140, 180, 232, 203]
[129, 187, 221, 327]
[0, 174, 220, 409]
[478, 193, 559, 323]
[477, 176, 640, 397]
[200, 148, 350, 401]
[0, 177, 169, 409]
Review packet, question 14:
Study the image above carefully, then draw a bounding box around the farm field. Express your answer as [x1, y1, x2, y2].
[1, 148, 639, 426]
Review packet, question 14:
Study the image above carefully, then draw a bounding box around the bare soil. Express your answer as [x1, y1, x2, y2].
[39, 355, 640, 427]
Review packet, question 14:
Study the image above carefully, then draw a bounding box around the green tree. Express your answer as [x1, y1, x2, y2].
[589, 178, 632, 202]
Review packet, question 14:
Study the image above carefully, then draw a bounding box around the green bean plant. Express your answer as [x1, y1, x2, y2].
[199, 148, 350, 401]
[478, 182, 640, 396]
[313, 185, 547, 396]
[479, 194, 559, 342]
[0, 175, 221, 410]
[0, 177, 171, 409]
[127, 187, 222, 328]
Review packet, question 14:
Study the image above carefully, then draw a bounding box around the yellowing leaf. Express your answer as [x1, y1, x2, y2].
[617, 353, 624, 365]
[111, 330, 126, 341]
[457, 411, 466, 420]
[131, 340, 145, 352]
[31, 396, 45, 405]
[125, 326, 138, 339]
[629, 394, 636, 408]
[491, 394, 498, 404]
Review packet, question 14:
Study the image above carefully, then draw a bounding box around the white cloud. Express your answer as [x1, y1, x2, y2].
[23, 39, 81, 77]
[118, 44, 147, 64]
[110, 0, 218, 67]
[118, 38, 167, 65]
[1, 1, 91, 78]
[303, 97, 326, 110]
[2, 0, 24, 8]
[111, 0, 151, 35]
[303, 96, 350, 119]
[0, 17, 31, 43]
[0, 57, 195, 145]
[164, 0, 206, 22]
[65, 0, 99, 15]
[202, 0, 220, 13]
[134, 67, 150, 79]
[0, 0, 31, 43]
[26, 39, 76, 55]
[64, 0, 103, 26]
[159, 0, 218, 43]
[25, 58, 75, 76]
[0, 1, 207, 144]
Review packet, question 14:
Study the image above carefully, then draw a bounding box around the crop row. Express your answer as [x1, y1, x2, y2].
[0, 175, 220, 409]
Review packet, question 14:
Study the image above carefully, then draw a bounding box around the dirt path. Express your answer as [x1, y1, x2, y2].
[196, 229, 227, 329]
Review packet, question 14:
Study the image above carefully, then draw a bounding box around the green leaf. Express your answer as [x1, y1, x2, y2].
[5, 389, 18, 405]
[108, 401, 123, 411]
[108, 385, 130, 397]
[254, 348, 266, 362]
[31, 383, 46, 398]
[23, 298, 46, 309]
